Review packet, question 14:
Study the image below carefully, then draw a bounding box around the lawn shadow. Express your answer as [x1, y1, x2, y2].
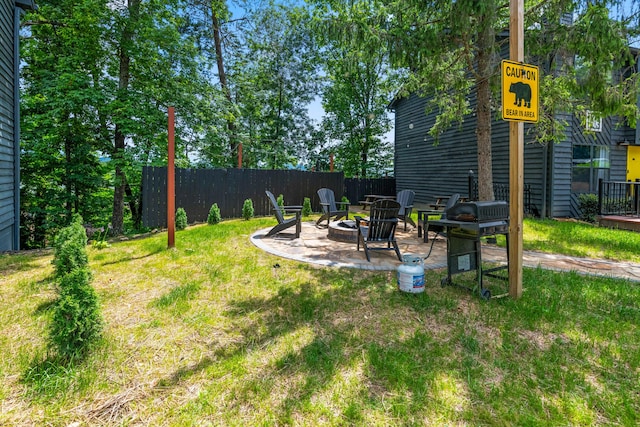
[21, 347, 100, 402]
[34, 297, 57, 314]
[97, 247, 164, 266]
[0, 249, 53, 275]
[207, 265, 455, 422]
[133, 262, 640, 424]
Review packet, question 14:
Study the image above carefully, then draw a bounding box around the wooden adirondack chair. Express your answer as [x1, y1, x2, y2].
[316, 188, 349, 227]
[265, 190, 302, 238]
[396, 189, 416, 231]
[355, 199, 402, 262]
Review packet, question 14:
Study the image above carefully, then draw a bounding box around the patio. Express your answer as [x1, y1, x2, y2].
[251, 219, 640, 282]
[252, 219, 450, 271]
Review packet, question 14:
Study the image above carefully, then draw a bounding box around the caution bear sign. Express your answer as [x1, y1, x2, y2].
[501, 60, 539, 123]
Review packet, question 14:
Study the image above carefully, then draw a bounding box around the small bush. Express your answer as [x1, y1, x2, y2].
[302, 197, 312, 217]
[341, 196, 350, 204]
[91, 224, 111, 249]
[207, 203, 221, 225]
[277, 194, 285, 215]
[578, 193, 599, 223]
[175, 207, 188, 230]
[50, 269, 103, 360]
[52, 215, 88, 278]
[242, 199, 254, 220]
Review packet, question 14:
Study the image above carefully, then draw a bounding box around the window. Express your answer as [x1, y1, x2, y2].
[572, 145, 610, 193]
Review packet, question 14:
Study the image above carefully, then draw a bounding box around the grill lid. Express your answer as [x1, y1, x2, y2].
[446, 200, 509, 222]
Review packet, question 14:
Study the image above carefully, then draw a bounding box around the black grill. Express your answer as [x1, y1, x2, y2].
[445, 200, 509, 223]
[430, 201, 510, 300]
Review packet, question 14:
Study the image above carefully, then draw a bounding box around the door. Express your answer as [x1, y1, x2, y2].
[627, 146, 640, 182]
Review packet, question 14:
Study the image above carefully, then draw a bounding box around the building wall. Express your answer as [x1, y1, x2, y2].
[392, 92, 551, 217]
[0, 0, 16, 251]
[393, 90, 637, 219]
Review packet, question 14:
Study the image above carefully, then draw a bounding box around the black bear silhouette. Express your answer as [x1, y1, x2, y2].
[509, 82, 532, 108]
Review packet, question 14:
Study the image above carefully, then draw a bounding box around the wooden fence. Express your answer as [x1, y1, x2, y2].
[142, 166, 396, 228]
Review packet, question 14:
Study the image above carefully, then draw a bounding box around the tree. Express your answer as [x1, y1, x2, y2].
[315, 0, 640, 199]
[228, 3, 321, 169]
[20, 0, 113, 246]
[313, 1, 396, 177]
[21, 0, 218, 238]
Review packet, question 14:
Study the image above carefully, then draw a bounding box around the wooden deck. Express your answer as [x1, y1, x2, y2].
[598, 215, 640, 232]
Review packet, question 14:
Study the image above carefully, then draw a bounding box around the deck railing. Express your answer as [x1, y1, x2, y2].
[468, 172, 534, 215]
[598, 179, 640, 216]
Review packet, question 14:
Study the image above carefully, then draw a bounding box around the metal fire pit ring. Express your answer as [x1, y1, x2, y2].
[327, 220, 358, 243]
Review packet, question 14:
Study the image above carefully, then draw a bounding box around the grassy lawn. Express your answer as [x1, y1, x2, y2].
[1, 217, 639, 425]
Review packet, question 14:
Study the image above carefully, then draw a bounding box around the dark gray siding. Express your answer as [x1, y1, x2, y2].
[394, 93, 478, 204]
[0, 0, 15, 251]
[611, 115, 636, 182]
[394, 92, 636, 218]
[393, 93, 548, 216]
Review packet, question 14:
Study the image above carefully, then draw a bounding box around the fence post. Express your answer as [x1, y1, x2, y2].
[597, 178, 603, 215]
[635, 180, 639, 216]
[167, 107, 175, 248]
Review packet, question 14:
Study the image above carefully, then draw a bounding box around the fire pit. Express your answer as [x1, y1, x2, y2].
[327, 220, 359, 243]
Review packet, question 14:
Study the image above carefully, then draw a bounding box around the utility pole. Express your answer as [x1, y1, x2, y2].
[508, 0, 524, 298]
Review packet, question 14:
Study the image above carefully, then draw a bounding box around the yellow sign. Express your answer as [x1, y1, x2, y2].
[502, 60, 539, 123]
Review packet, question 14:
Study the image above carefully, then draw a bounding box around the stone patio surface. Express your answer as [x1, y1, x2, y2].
[251, 220, 640, 282]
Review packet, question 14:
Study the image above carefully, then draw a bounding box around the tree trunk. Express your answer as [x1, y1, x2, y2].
[125, 179, 141, 229]
[111, 0, 139, 235]
[475, 13, 496, 201]
[112, 127, 126, 236]
[211, 8, 239, 166]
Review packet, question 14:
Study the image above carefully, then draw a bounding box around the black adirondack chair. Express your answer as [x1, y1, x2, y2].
[417, 193, 460, 242]
[316, 188, 349, 227]
[355, 199, 402, 262]
[396, 189, 416, 231]
[265, 190, 302, 238]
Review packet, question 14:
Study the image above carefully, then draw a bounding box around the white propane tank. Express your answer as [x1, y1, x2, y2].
[397, 255, 425, 293]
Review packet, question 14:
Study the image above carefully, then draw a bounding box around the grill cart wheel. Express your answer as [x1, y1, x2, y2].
[481, 288, 491, 300]
[441, 277, 450, 288]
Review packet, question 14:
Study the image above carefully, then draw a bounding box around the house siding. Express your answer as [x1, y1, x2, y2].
[393, 93, 551, 216]
[0, 0, 15, 251]
[393, 89, 636, 219]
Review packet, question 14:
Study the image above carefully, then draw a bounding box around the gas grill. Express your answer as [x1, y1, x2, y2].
[430, 201, 510, 300]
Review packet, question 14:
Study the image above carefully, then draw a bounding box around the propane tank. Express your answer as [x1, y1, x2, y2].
[397, 255, 425, 293]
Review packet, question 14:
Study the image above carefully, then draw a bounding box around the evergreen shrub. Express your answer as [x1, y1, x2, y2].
[175, 207, 188, 230]
[50, 269, 103, 360]
[302, 197, 312, 217]
[207, 203, 221, 225]
[578, 193, 599, 223]
[52, 215, 88, 278]
[242, 199, 254, 220]
[277, 194, 285, 215]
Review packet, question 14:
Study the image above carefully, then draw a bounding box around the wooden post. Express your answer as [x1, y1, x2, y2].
[167, 106, 175, 249]
[508, 0, 524, 299]
[238, 142, 243, 168]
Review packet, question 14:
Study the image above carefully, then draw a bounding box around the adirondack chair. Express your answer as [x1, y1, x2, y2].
[355, 199, 402, 262]
[396, 189, 416, 231]
[265, 190, 302, 238]
[316, 188, 349, 227]
[417, 193, 460, 242]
